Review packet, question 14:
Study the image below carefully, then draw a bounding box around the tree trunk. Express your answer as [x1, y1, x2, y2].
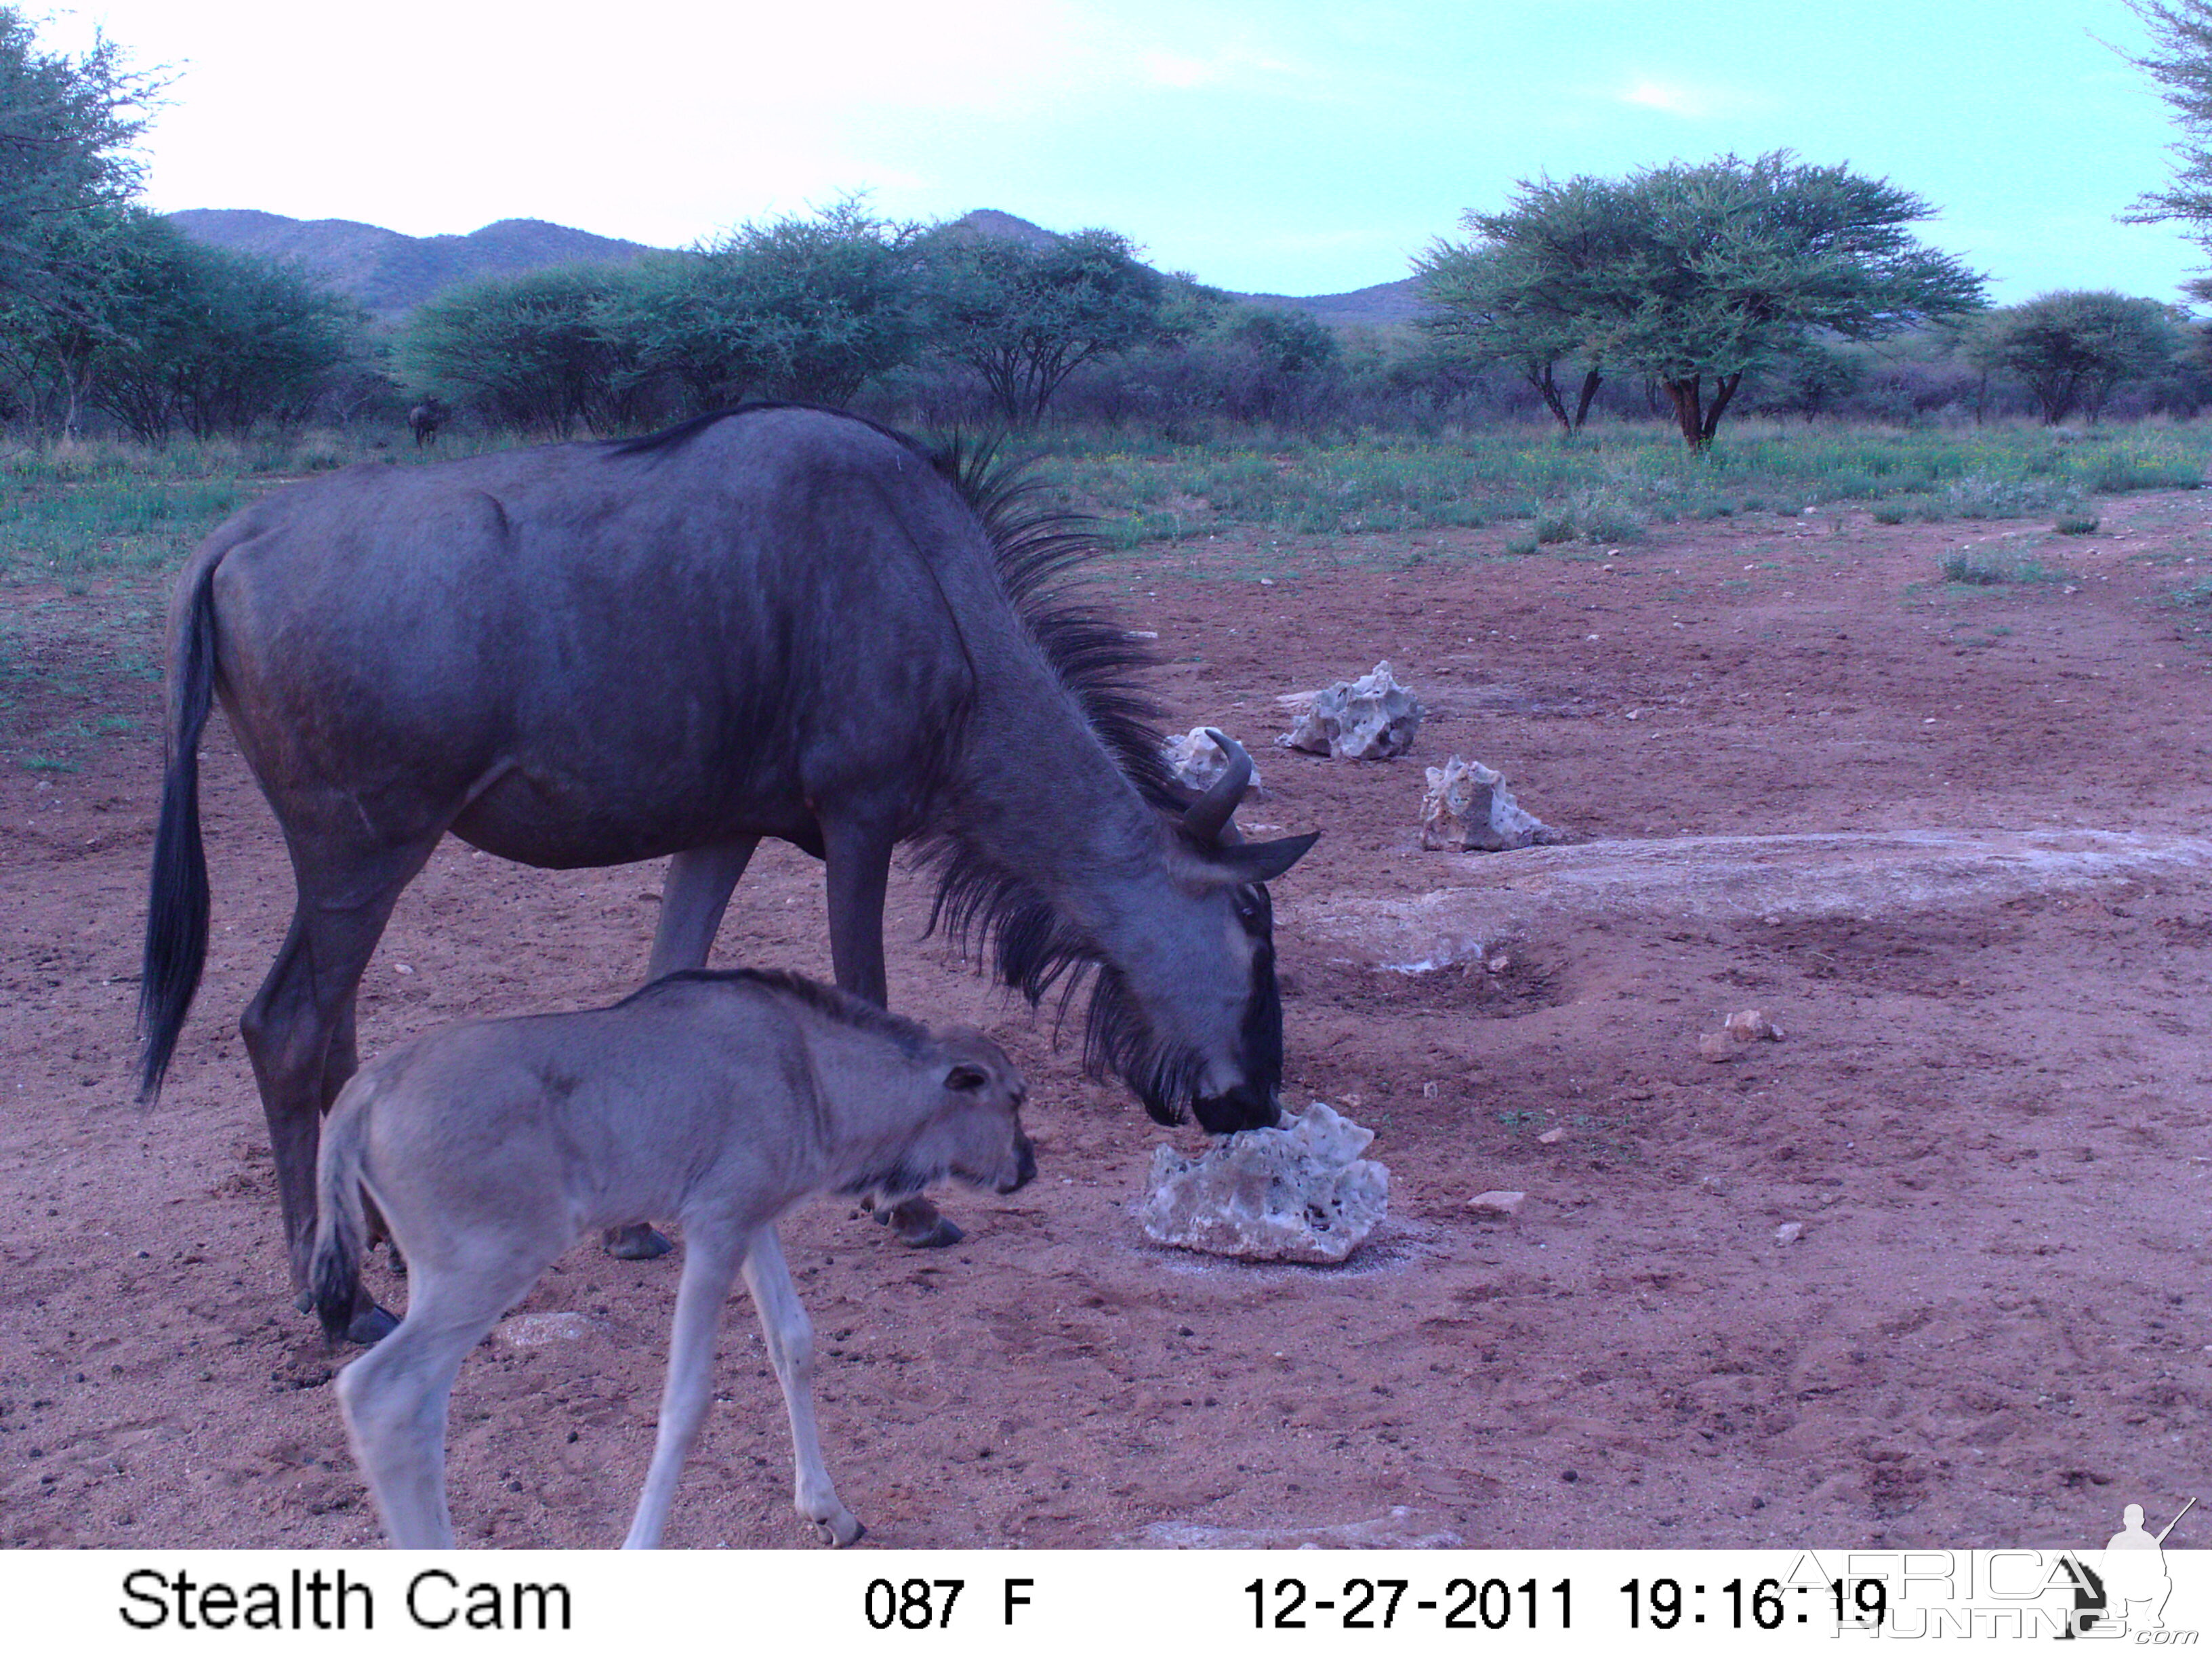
[1523, 361, 1572, 432]
[1572, 367, 1603, 431]
[1664, 375, 1705, 449]
[1700, 371, 1744, 444]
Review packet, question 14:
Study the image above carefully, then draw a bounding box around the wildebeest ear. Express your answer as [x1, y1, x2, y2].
[1190, 830, 1320, 886]
[944, 1062, 991, 1092]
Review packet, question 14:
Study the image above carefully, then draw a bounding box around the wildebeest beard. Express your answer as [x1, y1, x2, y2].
[926, 865, 1284, 1130]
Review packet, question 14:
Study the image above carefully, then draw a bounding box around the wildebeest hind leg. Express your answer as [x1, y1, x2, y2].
[605, 838, 764, 1263]
[245, 846, 430, 1334]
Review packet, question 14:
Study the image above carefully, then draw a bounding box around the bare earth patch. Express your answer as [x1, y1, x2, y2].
[4, 494, 2211, 1550]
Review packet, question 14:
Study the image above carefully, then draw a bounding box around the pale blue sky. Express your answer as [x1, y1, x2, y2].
[44, 0, 2212, 304]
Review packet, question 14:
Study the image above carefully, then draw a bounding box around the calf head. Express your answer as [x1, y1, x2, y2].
[915, 1030, 1035, 1196]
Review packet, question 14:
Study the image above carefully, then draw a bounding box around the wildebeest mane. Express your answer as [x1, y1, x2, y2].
[917, 432, 1201, 1118]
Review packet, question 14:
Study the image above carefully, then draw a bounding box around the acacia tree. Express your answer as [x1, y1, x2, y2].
[0, 9, 161, 313]
[919, 226, 1164, 422]
[1423, 153, 1986, 448]
[402, 266, 653, 435]
[598, 199, 925, 411]
[1416, 175, 1629, 433]
[2121, 2, 2212, 245]
[1966, 291, 2185, 423]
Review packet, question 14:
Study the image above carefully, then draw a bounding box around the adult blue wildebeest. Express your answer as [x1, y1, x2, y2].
[140, 404, 1315, 1342]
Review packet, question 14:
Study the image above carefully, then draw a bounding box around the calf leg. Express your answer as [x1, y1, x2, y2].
[335, 1252, 539, 1548]
[742, 1225, 861, 1545]
[606, 839, 763, 1263]
[622, 1221, 746, 1549]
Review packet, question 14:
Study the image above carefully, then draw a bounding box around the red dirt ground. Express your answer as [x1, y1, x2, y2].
[5, 491, 2212, 1551]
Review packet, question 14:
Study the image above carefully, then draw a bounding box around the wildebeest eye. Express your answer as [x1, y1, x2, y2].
[1232, 888, 1263, 925]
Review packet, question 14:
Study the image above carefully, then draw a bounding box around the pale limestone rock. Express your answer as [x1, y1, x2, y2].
[1420, 755, 1555, 852]
[1698, 1031, 1740, 1063]
[1774, 1221, 1805, 1245]
[1467, 1189, 1526, 1217]
[1279, 661, 1424, 760]
[1139, 1101, 1389, 1263]
[1162, 726, 1261, 794]
[1536, 1126, 1567, 1145]
[1725, 1008, 1784, 1042]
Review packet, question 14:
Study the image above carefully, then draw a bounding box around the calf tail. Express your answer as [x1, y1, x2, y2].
[137, 552, 222, 1102]
[310, 1084, 373, 1349]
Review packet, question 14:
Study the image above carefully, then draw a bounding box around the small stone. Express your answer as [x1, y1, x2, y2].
[1725, 1009, 1783, 1042]
[1536, 1126, 1567, 1145]
[1139, 1101, 1389, 1264]
[1774, 1222, 1805, 1245]
[1278, 661, 1424, 760]
[497, 1311, 594, 1347]
[1486, 953, 1512, 974]
[1467, 1189, 1525, 1217]
[1698, 1032, 1740, 1063]
[1420, 755, 1556, 852]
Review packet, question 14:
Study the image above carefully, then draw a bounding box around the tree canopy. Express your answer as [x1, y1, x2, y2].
[2121, 1, 2212, 246]
[918, 226, 1165, 422]
[0, 9, 161, 312]
[1965, 291, 2186, 424]
[1420, 152, 1986, 447]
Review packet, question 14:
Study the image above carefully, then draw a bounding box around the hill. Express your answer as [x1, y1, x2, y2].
[165, 210, 658, 316]
[166, 205, 1421, 327]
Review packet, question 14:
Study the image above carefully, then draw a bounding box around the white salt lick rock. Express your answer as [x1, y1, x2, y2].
[1278, 661, 1424, 760]
[1139, 1101, 1389, 1264]
[1420, 755, 1555, 852]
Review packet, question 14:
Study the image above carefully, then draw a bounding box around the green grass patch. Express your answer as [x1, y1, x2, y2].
[1035, 419, 2212, 546]
[1940, 546, 2074, 586]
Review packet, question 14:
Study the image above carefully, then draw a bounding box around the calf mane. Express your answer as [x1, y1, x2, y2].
[647, 967, 931, 1059]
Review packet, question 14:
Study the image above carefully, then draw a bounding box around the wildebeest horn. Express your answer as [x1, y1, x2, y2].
[1182, 729, 1251, 844]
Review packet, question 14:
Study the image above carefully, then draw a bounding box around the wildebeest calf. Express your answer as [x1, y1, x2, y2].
[310, 967, 1036, 1549]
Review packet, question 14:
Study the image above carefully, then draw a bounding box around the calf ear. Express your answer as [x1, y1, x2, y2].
[944, 1062, 991, 1092]
[1192, 830, 1320, 886]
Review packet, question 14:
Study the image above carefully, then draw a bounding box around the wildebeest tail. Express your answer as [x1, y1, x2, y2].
[137, 553, 220, 1101]
[310, 1087, 372, 1349]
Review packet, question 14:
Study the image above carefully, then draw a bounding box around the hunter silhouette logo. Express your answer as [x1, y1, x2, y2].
[2062, 1496, 2195, 1639]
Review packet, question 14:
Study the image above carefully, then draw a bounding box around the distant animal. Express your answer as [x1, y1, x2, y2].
[138, 404, 1316, 1343]
[312, 967, 1036, 1548]
[406, 399, 447, 446]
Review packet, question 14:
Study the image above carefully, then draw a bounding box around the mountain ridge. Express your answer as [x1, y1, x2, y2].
[165, 205, 1419, 327]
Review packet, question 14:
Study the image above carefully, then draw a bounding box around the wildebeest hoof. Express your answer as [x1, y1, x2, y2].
[901, 1216, 964, 1249]
[813, 1514, 865, 1547]
[886, 1197, 962, 1248]
[603, 1223, 674, 1261]
[347, 1303, 400, 1346]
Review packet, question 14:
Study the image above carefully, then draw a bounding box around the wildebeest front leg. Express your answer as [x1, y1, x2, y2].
[739, 1225, 861, 1547]
[604, 838, 763, 1263]
[621, 1219, 747, 1549]
[823, 814, 961, 1249]
[245, 854, 427, 1341]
